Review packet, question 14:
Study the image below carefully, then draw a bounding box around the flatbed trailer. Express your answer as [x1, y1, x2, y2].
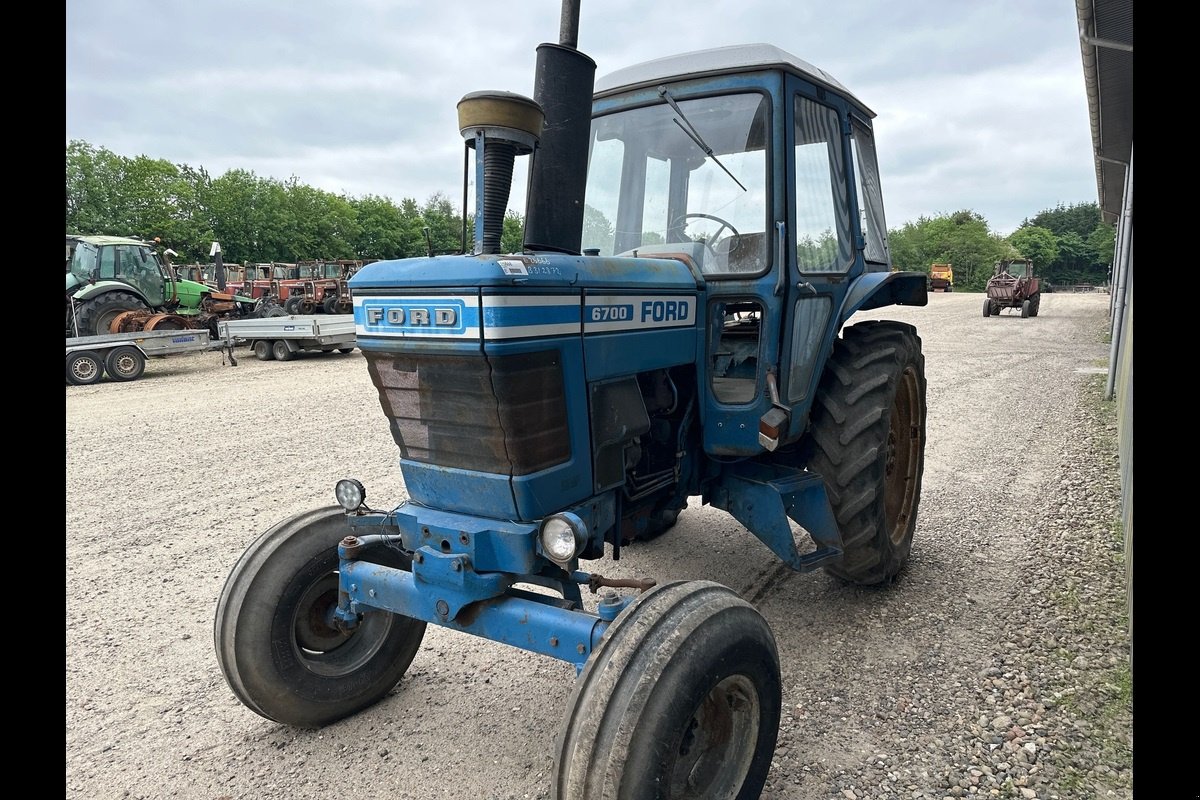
[217, 314, 356, 362]
[66, 329, 213, 385]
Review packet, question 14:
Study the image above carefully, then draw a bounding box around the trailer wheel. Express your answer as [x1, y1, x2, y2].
[253, 341, 273, 361]
[213, 506, 427, 728]
[553, 580, 780, 800]
[337, 347, 355, 354]
[272, 340, 294, 362]
[982, 298, 991, 317]
[1021, 299, 1031, 318]
[104, 346, 146, 382]
[66, 351, 104, 385]
[801, 320, 926, 585]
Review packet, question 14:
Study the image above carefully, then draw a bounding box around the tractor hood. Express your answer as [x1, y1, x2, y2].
[349, 252, 702, 293]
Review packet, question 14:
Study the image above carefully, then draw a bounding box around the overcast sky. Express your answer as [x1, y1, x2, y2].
[65, 0, 1096, 238]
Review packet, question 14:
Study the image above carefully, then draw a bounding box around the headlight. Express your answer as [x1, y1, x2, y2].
[540, 513, 587, 564]
[334, 478, 366, 511]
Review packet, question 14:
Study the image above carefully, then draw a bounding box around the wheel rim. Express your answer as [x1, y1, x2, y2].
[884, 365, 922, 546]
[291, 571, 396, 677]
[72, 359, 98, 382]
[669, 674, 760, 800]
[112, 353, 136, 376]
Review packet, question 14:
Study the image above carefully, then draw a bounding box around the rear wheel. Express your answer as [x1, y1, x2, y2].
[103, 346, 146, 381]
[272, 340, 294, 362]
[553, 581, 780, 800]
[800, 320, 926, 585]
[1029, 292, 1041, 317]
[213, 506, 427, 728]
[74, 291, 148, 337]
[253, 340, 274, 361]
[66, 351, 104, 385]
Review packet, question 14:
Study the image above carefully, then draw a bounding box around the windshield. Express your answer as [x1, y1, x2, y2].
[582, 92, 769, 276]
[68, 241, 99, 281]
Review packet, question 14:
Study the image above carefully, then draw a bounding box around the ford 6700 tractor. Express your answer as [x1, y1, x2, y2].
[215, 6, 929, 797]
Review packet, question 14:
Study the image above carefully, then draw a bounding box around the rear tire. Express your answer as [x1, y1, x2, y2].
[1029, 292, 1041, 317]
[253, 340, 273, 361]
[272, 340, 294, 362]
[213, 506, 428, 728]
[553, 581, 780, 800]
[66, 351, 104, 385]
[800, 320, 926, 585]
[74, 292, 148, 337]
[103, 346, 146, 381]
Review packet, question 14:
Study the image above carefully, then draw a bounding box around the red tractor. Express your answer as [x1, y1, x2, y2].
[984, 259, 1041, 318]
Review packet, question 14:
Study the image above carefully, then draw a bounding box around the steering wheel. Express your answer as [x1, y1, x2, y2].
[673, 213, 741, 260]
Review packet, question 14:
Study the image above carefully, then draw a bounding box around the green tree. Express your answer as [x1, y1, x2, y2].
[888, 210, 1007, 290]
[1007, 226, 1059, 282]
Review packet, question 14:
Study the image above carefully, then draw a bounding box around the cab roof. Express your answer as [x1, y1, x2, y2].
[593, 43, 874, 117]
[66, 234, 152, 247]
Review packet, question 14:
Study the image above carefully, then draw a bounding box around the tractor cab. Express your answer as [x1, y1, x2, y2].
[583, 45, 924, 455]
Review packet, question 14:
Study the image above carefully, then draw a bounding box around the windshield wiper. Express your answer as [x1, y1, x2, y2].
[658, 86, 747, 192]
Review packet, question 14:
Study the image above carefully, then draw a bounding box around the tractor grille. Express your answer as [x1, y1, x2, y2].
[364, 350, 569, 475]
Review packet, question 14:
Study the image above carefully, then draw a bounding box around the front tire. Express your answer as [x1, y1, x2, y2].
[1021, 299, 1031, 318]
[213, 506, 427, 728]
[801, 320, 926, 585]
[104, 346, 146, 381]
[553, 581, 781, 800]
[982, 298, 992, 317]
[1029, 292, 1041, 317]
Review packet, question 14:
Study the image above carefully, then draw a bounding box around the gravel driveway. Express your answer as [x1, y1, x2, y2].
[66, 290, 1132, 800]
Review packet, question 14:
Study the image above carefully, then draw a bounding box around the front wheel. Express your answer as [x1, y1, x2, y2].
[553, 580, 780, 800]
[800, 320, 927, 585]
[1021, 299, 1031, 318]
[982, 298, 992, 317]
[213, 506, 428, 728]
[104, 346, 146, 381]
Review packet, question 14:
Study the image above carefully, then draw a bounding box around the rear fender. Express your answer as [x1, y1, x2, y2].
[70, 280, 153, 307]
[836, 271, 928, 327]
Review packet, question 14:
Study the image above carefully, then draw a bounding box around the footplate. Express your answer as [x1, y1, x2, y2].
[707, 461, 843, 572]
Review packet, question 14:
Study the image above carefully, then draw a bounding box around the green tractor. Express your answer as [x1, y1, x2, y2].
[65, 234, 263, 337]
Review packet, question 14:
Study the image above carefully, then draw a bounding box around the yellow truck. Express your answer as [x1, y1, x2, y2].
[929, 262, 954, 292]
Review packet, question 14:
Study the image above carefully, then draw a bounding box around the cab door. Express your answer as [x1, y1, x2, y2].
[777, 80, 859, 438]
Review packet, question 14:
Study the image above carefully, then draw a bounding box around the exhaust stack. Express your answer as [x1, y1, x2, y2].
[523, 1, 596, 255]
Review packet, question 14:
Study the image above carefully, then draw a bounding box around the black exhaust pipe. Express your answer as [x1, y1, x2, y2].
[523, 2, 595, 255]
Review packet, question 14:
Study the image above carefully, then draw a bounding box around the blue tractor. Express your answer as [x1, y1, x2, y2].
[215, 8, 928, 797]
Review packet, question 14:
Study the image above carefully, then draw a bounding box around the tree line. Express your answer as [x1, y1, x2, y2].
[67, 140, 1115, 288]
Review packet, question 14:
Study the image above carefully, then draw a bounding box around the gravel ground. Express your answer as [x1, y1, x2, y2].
[65, 290, 1132, 800]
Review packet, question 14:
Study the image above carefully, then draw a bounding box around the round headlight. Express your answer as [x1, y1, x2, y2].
[334, 478, 366, 511]
[540, 513, 587, 564]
